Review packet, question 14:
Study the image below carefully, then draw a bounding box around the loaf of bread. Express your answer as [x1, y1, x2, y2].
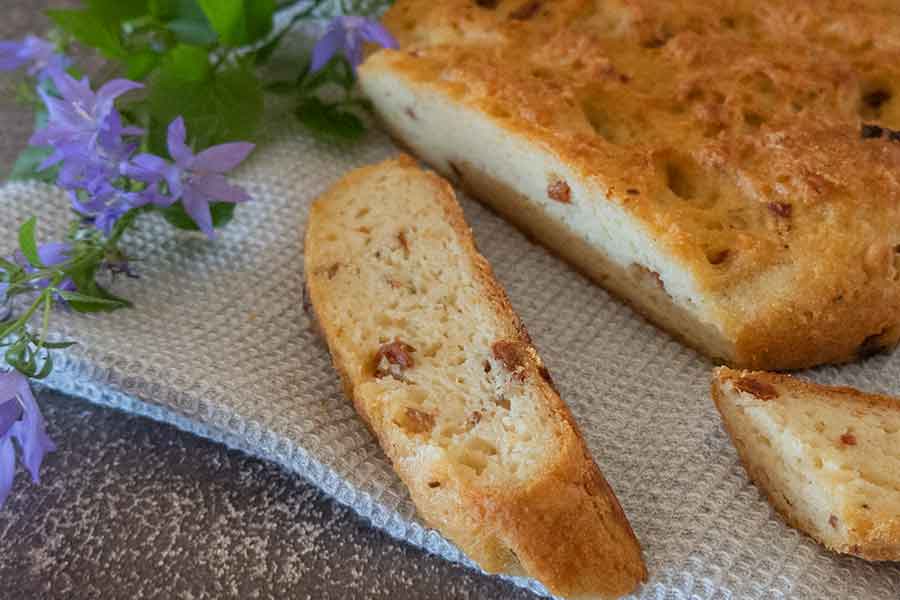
[304, 157, 646, 598]
[358, 0, 900, 370]
[712, 367, 900, 560]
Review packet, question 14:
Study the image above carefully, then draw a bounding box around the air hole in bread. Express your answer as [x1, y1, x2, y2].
[706, 248, 731, 266]
[662, 154, 728, 209]
[665, 161, 697, 200]
[859, 81, 895, 125]
[743, 111, 766, 129]
[581, 100, 639, 144]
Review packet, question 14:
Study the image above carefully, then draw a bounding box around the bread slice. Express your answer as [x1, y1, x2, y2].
[712, 367, 900, 560]
[304, 157, 646, 598]
[357, 0, 900, 370]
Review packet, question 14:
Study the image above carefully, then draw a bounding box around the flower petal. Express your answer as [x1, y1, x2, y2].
[181, 190, 216, 239]
[360, 21, 399, 50]
[0, 40, 28, 71]
[310, 27, 344, 72]
[94, 78, 143, 119]
[190, 142, 255, 173]
[6, 372, 55, 484]
[50, 70, 94, 112]
[190, 174, 252, 204]
[166, 117, 193, 166]
[0, 398, 20, 438]
[0, 436, 15, 508]
[37, 243, 71, 267]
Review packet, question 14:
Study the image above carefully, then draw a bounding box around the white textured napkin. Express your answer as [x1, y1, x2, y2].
[3, 108, 900, 598]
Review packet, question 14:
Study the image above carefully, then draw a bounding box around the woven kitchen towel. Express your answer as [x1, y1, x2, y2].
[3, 107, 900, 599]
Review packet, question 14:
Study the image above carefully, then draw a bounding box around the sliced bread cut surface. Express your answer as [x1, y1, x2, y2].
[358, 0, 900, 370]
[304, 157, 646, 598]
[712, 367, 900, 560]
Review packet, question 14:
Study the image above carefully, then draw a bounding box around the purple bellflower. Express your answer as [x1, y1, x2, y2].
[310, 16, 398, 73]
[0, 370, 56, 509]
[0, 35, 70, 82]
[31, 69, 143, 162]
[126, 117, 254, 238]
[29, 69, 167, 233]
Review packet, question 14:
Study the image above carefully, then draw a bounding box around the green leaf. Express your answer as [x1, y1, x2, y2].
[33, 352, 54, 379]
[197, 0, 275, 46]
[58, 290, 131, 308]
[18, 218, 42, 268]
[125, 50, 161, 79]
[147, 61, 263, 154]
[166, 17, 218, 45]
[296, 96, 367, 143]
[264, 79, 299, 94]
[86, 0, 149, 24]
[47, 9, 125, 58]
[40, 340, 78, 349]
[161, 44, 211, 81]
[8, 146, 58, 183]
[63, 256, 134, 313]
[160, 202, 236, 231]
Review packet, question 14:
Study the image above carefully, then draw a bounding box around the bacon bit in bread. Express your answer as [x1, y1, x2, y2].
[374, 340, 416, 379]
[767, 202, 793, 218]
[548, 179, 572, 203]
[492, 340, 529, 381]
[734, 377, 779, 400]
[626, 188, 640, 196]
[468, 411, 483, 428]
[840, 432, 857, 446]
[829, 514, 839, 528]
[862, 124, 884, 139]
[483, 359, 492, 373]
[509, 0, 541, 20]
[398, 230, 411, 256]
[708, 249, 730, 265]
[405, 107, 418, 120]
[401, 407, 435, 434]
[428, 480, 441, 488]
[314, 263, 341, 279]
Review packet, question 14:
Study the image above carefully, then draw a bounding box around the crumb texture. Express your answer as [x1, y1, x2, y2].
[360, 0, 900, 369]
[304, 157, 646, 598]
[713, 367, 900, 560]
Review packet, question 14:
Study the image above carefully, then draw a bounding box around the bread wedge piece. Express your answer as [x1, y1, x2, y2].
[304, 157, 646, 598]
[358, 0, 900, 370]
[712, 367, 900, 560]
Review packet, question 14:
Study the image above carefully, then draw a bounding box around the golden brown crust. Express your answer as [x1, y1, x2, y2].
[712, 367, 900, 560]
[305, 157, 646, 598]
[363, 0, 900, 370]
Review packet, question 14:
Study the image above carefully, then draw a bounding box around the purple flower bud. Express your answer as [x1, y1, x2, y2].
[0, 371, 55, 508]
[310, 17, 398, 73]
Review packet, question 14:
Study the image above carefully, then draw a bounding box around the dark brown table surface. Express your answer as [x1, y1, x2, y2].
[0, 4, 531, 599]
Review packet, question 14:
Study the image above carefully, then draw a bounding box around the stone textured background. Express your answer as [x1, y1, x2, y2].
[0, 4, 528, 599]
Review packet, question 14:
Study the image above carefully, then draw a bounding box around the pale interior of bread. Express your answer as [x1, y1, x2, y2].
[309, 166, 564, 545]
[359, 59, 736, 363]
[714, 370, 900, 556]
